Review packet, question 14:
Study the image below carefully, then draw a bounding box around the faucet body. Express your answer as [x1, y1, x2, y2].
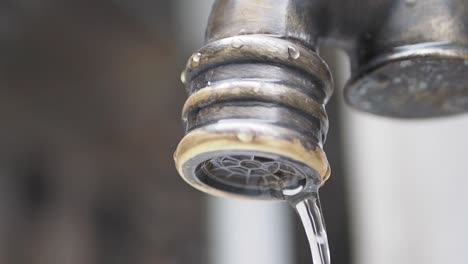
[174, 0, 468, 199]
[208, 0, 468, 117]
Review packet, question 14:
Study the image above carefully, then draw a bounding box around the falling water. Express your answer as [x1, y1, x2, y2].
[283, 181, 331, 264]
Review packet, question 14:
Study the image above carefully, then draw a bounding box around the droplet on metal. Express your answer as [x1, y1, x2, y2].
[237, 130, 255, 143]
[232, 39, 244, 49]
[288, 45, 300, 60]
[180, 71, 187, 84]
[190, 52, 202, 68]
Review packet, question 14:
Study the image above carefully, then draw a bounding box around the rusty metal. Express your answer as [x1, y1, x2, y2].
[175, 0, 468, 199]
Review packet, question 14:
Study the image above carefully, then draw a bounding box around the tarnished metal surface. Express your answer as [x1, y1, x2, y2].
[175, 0, 468, 199]
[346, 43, 468, 117]
[175, 33, 332, 199]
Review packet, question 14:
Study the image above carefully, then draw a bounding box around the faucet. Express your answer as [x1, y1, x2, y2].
[174, 0, 468, 199]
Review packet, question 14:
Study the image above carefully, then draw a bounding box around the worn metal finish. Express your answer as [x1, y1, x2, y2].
[175, 33, 332, 199]
[346, 43, 468, 117]
[328, 0, 468, 117]
[175, 0, 468, 199]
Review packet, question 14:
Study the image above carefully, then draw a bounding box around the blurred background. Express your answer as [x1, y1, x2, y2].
[0, 0, 467, 264]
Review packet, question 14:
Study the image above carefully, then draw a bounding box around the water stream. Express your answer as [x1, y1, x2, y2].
[283, 182, 331, 264]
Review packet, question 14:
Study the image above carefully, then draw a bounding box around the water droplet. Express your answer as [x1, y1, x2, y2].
[393, 77, 402, 84]
[405, 0, 416, 6]
[192, 53, 201, 62]
[284, 183, 330, 264]
[237, 130, 255, 142]
[180, 71, 187, 84]
[288, 45, 300, 60]
[190, 52, 202, 68]
[232, 39, 243, 49]
[207, 81, 212, 86]
[436, 74, 443, 81]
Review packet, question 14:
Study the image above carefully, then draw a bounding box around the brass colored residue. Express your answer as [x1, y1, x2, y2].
[174, 123, 331, 188]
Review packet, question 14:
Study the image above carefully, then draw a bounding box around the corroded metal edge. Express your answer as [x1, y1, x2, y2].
[182, 80, 328, 130]
[173, 121, 331, 200]
[182, 34, 334, 100]
[345, 43, 468, 118]
[349, 42, 468, 83]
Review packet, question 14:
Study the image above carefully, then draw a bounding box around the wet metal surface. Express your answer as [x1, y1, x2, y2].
[176, 0, 468, 200]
